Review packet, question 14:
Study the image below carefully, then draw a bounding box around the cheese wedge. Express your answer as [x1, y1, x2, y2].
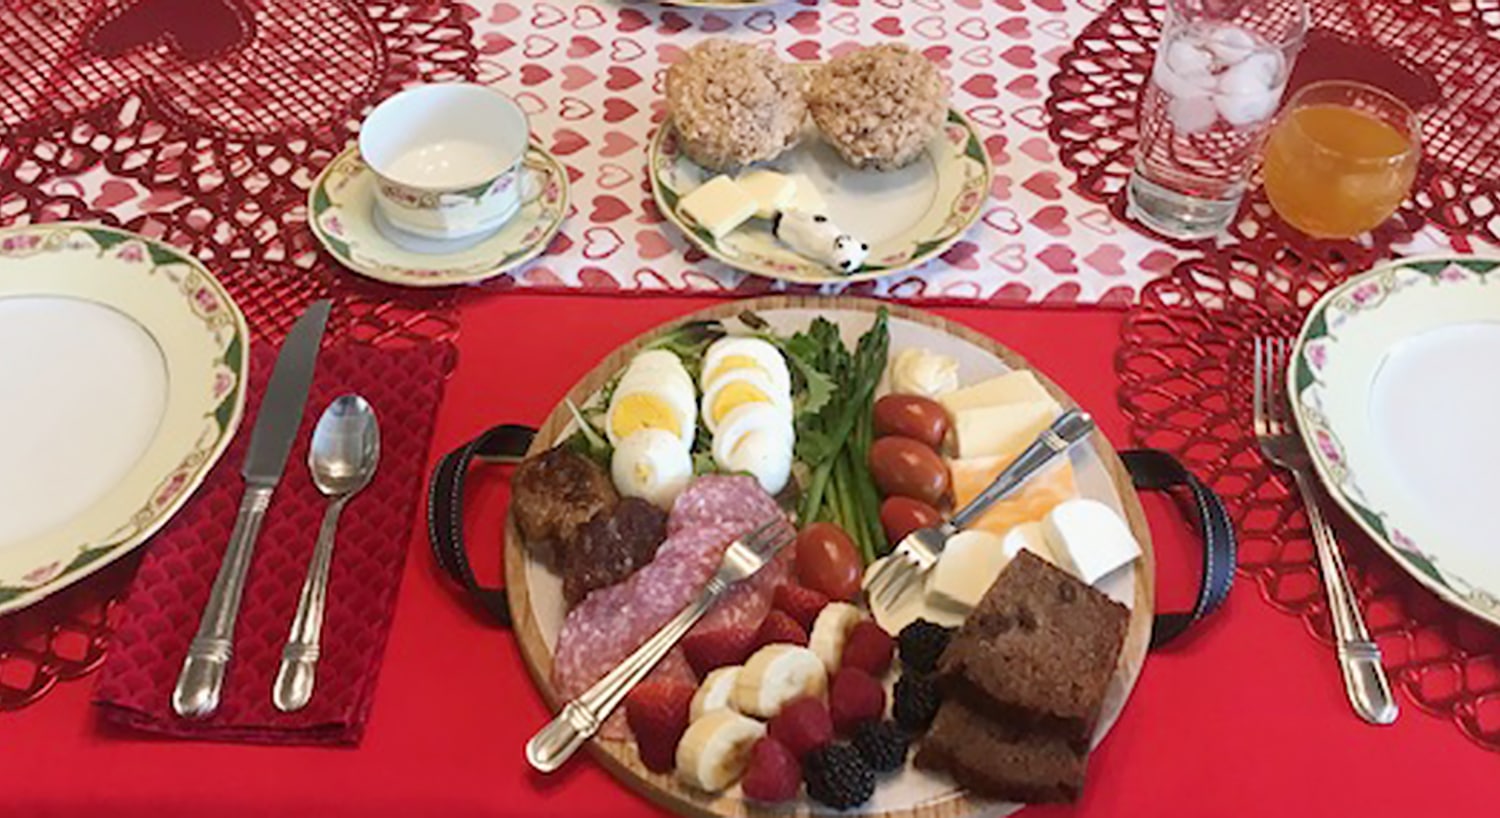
[939, 371, 1055, 414]
[951, 400, 1059, 460]
[1001, 521, 1066, 570]
[736, 170, 796, 219]
[784, 173, 828, 215]
[949, 455, 1077, 538]
[679, 175, 758, 239]
[927, 530, 1010, 616]
[1042, 499, 1142, 584]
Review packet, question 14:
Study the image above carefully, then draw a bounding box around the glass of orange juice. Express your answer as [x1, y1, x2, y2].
[1262, 80, 1420, 239]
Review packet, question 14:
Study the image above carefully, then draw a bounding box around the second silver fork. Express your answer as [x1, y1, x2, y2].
[1254, 336, 1397, 725]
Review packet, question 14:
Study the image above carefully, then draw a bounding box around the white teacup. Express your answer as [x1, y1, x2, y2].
[359, 83, 529, 247]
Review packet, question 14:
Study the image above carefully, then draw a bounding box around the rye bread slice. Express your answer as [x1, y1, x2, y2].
[935, 550, 1129, 747]
[914, 698, 1086, 804]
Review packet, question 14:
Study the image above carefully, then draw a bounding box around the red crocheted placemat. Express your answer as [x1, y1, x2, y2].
[0, 0, 476, 711]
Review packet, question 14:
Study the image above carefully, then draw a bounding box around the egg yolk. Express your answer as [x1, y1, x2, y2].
[611, 393, 681, 439]
[705, 355, 763, 386]
[711, 381, 771, 425]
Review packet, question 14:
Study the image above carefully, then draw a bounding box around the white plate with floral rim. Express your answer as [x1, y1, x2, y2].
[1291, 255, 1500, 625]
[0, 223, 248, 614]
[649, 108, 992, 285]
[308, 144, 569, 287]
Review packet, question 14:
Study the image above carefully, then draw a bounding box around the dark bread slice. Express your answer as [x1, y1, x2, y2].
[914, 698, 1085, 804]
[936, 550, 1129, 747]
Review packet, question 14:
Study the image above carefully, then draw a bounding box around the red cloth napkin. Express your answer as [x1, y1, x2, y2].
[94, 342, 453, 745]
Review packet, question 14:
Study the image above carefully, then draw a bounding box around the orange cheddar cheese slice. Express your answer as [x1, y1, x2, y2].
[948, 455, 1077, 537]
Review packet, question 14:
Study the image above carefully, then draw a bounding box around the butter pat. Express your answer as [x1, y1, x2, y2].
[927, 530, 1009, 616]
[736, 170, 796, 219]
[951, 400, 1059, 460]
[784, 173, 829, 215]
[1042, 499, 1141, 584]
[939, 371, 1054, 415]
[679, 175, 758, 239]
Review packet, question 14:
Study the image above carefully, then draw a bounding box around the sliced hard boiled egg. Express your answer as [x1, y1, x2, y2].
[701, 368, 791, 433]
[607, 381, 696, 447]
[712, 403, 794, 495]
[611, 429, 693, 509]
[701, 337, 791, 395]
[623, 350, 694, 390]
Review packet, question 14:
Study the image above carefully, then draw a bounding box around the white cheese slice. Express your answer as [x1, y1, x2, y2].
[1000, 521, 1068, 571]
[926, 530, 1010, 617]
[951, 400, 1059, 460]
[939, 371, 1055, 415]
[679, 175, 758, 239]
[783, 173, 829, 215]
[736, 170, 796, 219]
[1041, 499, 1142, 585]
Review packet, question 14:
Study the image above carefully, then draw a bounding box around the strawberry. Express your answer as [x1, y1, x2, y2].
[624, 679, 696, 773]
[840, 620, 895, 677]
[754, 610, 809, 650]
[767, 696, 835, 759]
[829, 667, 886, 735]
[773, 583, 830, 631]
[680, 624, 756, 677]
[741, 737, 802, 803]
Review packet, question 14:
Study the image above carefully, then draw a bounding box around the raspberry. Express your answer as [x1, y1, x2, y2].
[892, 672, 941, 733]
[852, 720, 910, 773]
[897, 618, 954, 673]
[772, 583, 830, 631]
[741, 737, 802, 803]
[754, 610, 809, 650]
[840, 620, 895, 676]
[767, 696, 834, 759]
[804, 743, 875, 809]
[680, 624, 756, 677]
[828, 667, 886, 734]
[624, 679, 696, 773]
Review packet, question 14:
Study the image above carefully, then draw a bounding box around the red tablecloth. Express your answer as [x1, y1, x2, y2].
[0, 292, 1493, 817]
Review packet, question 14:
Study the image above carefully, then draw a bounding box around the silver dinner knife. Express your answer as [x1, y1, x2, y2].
[172, 300, 332, 718]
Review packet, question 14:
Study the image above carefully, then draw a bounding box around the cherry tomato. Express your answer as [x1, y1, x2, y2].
[868, 436, 949, 506]
[873, 394, 950, 450]
[795, 522, 863, 601]
[879, 496, 943, 545]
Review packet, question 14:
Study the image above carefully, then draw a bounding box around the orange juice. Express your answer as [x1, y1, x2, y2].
[1263, 101, 1418, 238]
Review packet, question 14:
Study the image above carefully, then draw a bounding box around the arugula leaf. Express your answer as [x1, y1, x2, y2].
[562, 398, 612, 465]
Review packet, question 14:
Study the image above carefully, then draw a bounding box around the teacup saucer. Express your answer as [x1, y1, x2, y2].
[308, 145, 569, 287]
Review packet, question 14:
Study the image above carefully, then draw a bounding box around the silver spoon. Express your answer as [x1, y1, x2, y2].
[273, 394, 380, 712]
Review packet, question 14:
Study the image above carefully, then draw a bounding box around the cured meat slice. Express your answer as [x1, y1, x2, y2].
[551, 476, 795, 723]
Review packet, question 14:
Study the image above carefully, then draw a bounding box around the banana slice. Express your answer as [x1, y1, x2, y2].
[732, 645, 828, 718]
[809, 602, 864, 674]
[690, 665, 742, 722]
[675, 709, 766, 792]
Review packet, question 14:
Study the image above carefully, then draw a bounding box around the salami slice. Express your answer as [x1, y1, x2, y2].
[551, 476, 796, 721]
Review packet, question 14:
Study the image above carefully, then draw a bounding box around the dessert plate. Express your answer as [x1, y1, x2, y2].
[308, 144, 569, 287]
[1291, 256, 1500, 626]
[504, 297, 1155, 818]
[0, 224, 248, 614]
[649, 110, 992, 286]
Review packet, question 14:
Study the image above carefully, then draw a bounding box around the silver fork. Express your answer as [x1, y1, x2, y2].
[864, 409, 1097, 610]
[525, 518, 794, 773]
[1254, 336, 1397, 725]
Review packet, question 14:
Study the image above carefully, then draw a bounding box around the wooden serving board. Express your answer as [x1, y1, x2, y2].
[504, 296, 1157, 818]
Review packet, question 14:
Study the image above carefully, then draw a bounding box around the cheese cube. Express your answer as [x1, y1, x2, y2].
[927, 530, 1009, 616]
[939, 371, 1054, 415]
[1041, 499, 1141, 584]
[951, 400, 1059, 460]
[783, 174, 829, 215]
[735, 170, 796, 219]
[679, 175, 758, 240]
[1000, 521, 1067, 570]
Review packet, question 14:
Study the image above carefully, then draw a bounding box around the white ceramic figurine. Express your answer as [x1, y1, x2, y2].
[771, 210, 870, 274]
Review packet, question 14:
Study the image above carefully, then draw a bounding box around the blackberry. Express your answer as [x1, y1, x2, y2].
[897, 619, 954, 673]
[804, 743, 875, 809]
[851, 720, 910, 773]
[892, 672, 941, 733]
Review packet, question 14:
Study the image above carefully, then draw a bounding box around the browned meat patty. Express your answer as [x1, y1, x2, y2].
[561, 498, 668, 605]
[511, 446, 618, 560]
